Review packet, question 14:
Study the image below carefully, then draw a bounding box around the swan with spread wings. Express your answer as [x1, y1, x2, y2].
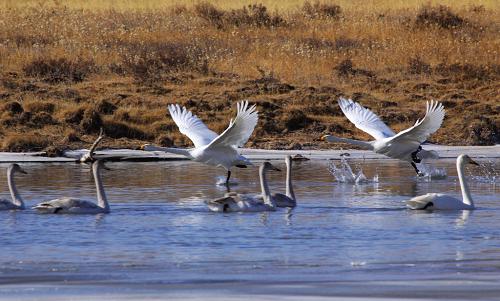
[142, 101, 258, 185]
[322, 98, 445, 175]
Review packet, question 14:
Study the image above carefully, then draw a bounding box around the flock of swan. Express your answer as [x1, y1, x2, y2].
[0, 98, 486, 214]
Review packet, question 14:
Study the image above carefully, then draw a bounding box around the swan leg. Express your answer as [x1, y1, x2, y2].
[411, 162, 424, 177]
[411, 145, 423, 163]
[225, 170, 231, 185]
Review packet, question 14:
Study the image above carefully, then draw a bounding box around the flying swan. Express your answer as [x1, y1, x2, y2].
[0, 164, 27, 211]
[257, 155, 297, 207]
[33, 160, 110, 214]
[205, 162, 280, 212]
[142, 101, 258, 186]
[406, 154, 479, 210]
[321, 98, 445, 175]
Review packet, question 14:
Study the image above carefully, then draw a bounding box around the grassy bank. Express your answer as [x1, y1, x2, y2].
[0, 1, 498, 153]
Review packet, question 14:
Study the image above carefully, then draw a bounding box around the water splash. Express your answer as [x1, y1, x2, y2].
[215, 177, 239, 186]
[471, 160, 500, 184]
[328, 157, 378, 184]
[417, 163, 447, 180]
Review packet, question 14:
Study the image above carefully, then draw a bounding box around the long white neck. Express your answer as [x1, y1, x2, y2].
[259, 166, 274, 207]
[325, 136, 373, 150]
[144, 145, 191, 157]
[7, 169, 24, 209]
[285, 159, 295, 200]
[457, 158, 474, 207]
[93, 163, 110, 213]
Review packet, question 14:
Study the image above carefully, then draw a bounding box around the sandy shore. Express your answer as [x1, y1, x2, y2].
[0, 145, 498, 163]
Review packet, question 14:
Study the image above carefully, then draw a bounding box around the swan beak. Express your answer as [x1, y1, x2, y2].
[470, 159, 479, 166]
[19, 168, 27, 174]
[320, 135, 328, 141]
[272, 166, 281, 172]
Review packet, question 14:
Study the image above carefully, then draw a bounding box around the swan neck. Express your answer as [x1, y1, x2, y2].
[326, 136, 373, 150]
[457, 158, 474, 207]
[146, 146, 191, 157]
[7, 169, 24, 208]
[259, 166, 274, 207]
[93, 164, 110, 212]
[285, 159, 295, 200]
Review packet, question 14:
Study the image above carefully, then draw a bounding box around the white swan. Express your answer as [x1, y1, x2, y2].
[206, 162, 280, 212]
[321, 98, 445, 175]
[0, 164, 27, 210]
[33, 161, 110, 214]
[142, 101, 258, 185]
[257, 155, 297, 207]
[406, 154, 479, 210]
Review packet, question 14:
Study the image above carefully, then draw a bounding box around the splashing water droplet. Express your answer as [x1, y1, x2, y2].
[417, 163, 447, 180]
[328, 157, 377, 184]
[472, 160, 500, 184]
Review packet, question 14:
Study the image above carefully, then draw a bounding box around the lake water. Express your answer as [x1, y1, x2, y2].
[0, 159, 499, 300]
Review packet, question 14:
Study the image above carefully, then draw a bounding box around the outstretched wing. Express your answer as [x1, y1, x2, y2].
[390, 100, 445, 144]
[338, 97, 395, 140]
[168, 104, 218, 148]
[206, 101, 258, 149]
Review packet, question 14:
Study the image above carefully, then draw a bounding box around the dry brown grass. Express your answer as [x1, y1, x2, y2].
[0, 1, 499, 152]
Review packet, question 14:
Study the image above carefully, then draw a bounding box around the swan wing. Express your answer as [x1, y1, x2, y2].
[0, 199, 17, 210]
[390, 100, 445, 144]
[168, 104, 219, 148]
[34, 198, 98, 209]
[406, 193, 436, 209]
[271, 193, 297, 208]
[206, 101, 258, 149]
[338, 97, 395, 140]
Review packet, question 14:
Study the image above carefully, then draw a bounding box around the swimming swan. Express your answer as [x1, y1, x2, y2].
[322, 98, 445, 176]
[406, 154, 479, 210]
[0, 164, 27, 210]
[206, 162, 280, 212]
[257, 155, 297, 207]
[33, 161, 110, 214]
[142, 101, 258, 185]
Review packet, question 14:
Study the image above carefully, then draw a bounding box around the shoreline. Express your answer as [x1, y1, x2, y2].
[2, 277, 500, 301]
[0, 145, 498, 163]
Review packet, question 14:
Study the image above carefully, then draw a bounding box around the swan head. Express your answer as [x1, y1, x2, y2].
[140, 144, 151, 151]
[459, 154, 479, 166]
[320, 134, 334, 142]
[9, 163, 27, 174]
[262, 161, 281, 172]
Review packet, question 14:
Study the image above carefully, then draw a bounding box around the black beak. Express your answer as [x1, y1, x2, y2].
[470, 160, 479, 166]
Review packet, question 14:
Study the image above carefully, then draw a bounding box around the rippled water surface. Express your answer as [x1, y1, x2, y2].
[0, 159, 499, 298]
